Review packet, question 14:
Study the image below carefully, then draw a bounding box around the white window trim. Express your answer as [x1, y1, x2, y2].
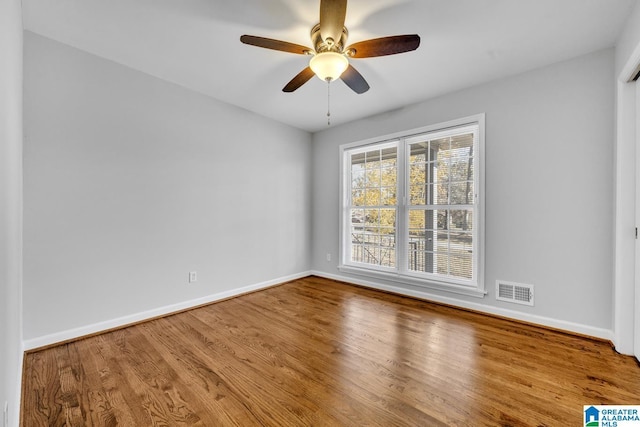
[338, 114, 486, 298]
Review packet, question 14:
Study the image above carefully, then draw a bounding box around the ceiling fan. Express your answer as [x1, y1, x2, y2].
[240, 0, 420, 94]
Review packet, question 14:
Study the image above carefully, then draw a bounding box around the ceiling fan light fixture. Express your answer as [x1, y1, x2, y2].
[241, 0, 420, 95]
[309, 52, 349, 81]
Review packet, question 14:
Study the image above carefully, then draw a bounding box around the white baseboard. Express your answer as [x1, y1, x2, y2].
[22, 269, 614, 351]
[23, 271, 311, 351]
[311, 270, 614, 342]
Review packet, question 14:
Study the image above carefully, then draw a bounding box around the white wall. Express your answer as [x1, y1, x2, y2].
[616, 3, 640, 78]
[312, 49, 615, 338]
[23, 32, 312, 343]
[0, 1, 23, 425]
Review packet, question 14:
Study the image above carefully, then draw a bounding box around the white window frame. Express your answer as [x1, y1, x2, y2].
[338, 114, 486, 298]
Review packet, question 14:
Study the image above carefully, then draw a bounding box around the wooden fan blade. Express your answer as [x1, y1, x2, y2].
[346, 35, 420, 58]
[320, 0, 347, 45]
[240, 35, 312, 55]
[340, 64, 369, 94]
[283, 67, 316, 92]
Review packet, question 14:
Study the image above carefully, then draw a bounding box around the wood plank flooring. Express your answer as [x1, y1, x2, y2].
[21, 276, 640, 426]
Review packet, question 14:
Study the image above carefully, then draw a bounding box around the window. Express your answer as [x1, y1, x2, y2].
[339, 115, 485, 297]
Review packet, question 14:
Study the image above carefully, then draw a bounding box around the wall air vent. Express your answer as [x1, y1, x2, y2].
[496, 280, 534, 306]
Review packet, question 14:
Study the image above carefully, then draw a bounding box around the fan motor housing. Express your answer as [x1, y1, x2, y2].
[311, 23, 349, 54]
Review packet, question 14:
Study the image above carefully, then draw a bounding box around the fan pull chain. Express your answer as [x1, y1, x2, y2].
[327, 79, 331, 126]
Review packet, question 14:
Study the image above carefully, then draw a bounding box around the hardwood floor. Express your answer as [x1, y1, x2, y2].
[21, 276, 640, 426]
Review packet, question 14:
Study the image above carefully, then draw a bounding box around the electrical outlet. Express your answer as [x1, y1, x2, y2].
[189, 272, 197, 283]
[326, 253, 331, 262]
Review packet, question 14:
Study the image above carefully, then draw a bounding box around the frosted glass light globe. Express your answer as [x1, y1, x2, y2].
[309, 52, 349, 81]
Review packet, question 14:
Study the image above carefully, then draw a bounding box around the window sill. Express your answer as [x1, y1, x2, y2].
[338, 264, 487, 298]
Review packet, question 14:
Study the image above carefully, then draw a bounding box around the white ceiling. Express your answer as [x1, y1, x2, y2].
[23, 0, 635, 132]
